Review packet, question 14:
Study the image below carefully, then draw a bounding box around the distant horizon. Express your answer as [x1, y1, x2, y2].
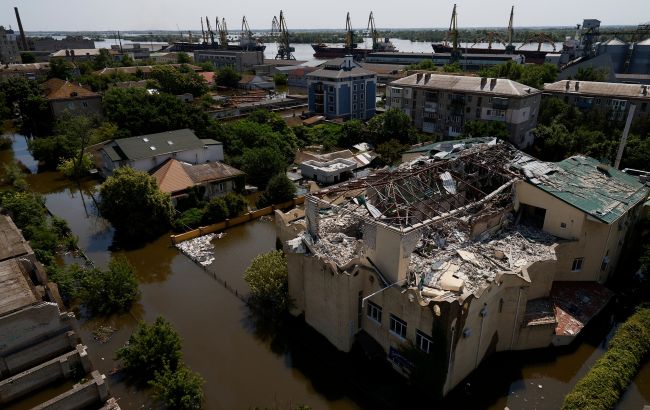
[7, 0, 648, 32]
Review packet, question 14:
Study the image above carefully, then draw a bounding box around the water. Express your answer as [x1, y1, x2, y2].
[2, 133, 649, 409]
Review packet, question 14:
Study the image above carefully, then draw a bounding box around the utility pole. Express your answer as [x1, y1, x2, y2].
[614, 104, 636, 169]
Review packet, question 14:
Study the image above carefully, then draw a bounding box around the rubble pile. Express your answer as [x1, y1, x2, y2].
[410, 222, 557, 294]
[176, 233, 225, 266]
[310, 232, 362, 266]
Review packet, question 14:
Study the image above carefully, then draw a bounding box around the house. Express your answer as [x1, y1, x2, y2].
[0, 62, 50, 80]
[238, 74, 274, 90]
[151, 158, 245, 202]
[42, 78, 102, 118]
[542, 80, 650, 121]
[98, 129, 224, 175]
[276, 140, 648, 397]
[386, 73, 542, 148]
[306, 56, 377, 120]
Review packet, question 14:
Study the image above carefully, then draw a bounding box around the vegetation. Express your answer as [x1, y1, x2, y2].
[572, 66, 609, 82]
[441, 62, 462, 73]
[241, 147, 287, 189]
[149, 65, 208, 97]
[150, 364, 204, 410]
[562, 307, 650, 410]
[244, 250, 292, 317]
[216, 67, 241, 88]
[258, 173, 296, 207]
[273, 73, 288, 86]
[366, 108, 417, 146]
[0, 77, 52, 135]
[479, 60, 558, 89]
[173, 192, 248, 231]
[117, 316, 182, 382]
[49, 257, 139, 314]
[20, 52, 36, 64]
[99, 167, 174, 241]
[48, 58, 76, 80]
[375, 139, 410, 166]
[57, 154, 94, 178]
[176, 52, 192, 64]
[407, 60, 437, 71]
[461, 120, 510, 140]
[1, 161, 28, 191]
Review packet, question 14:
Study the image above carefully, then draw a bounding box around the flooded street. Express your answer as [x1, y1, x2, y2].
[2, 133, 649, 409]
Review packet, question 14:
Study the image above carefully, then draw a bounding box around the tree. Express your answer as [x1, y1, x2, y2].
[241, 147, 287, 189]
[92, 48, 114, 70]
[461, 120, 510, 140]
[441, 62, 461, 72]
[177, 52, 192, 64]
[150, 364, 204, 410]
[216, 67, 241, 88]
[339, 119, 366, 148]
[201, 197, 229, 225]
[479, 61, 557, 89]
[99, 167, 174, 241]
[116, 317, 182, 383]
[149, 65, 208, 97]
[222, 192, 248, 217]
[273, 73, 288, 86]
[573, 66, 609, 82]
[79, 257, 139, 315]
[408, 60, 436, 71]
[367, 108, 416, 146]
[375, 139, 408, 166]
[20, 52, 35, 64]
[244, 250, 291, 316]
[48, 58, 75, 80]
[258, 173, 296, 207]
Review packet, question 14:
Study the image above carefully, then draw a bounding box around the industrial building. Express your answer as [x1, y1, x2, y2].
[193, 49, 264, 73]
[276, 140, 649, 397]
[365, 52, 524, 69]
[386, 73, 542, 147]
[0, 26, 20, 64]
[543, 80, 650, 121]
[306, 56, 377, 120]
[0, 215, 118, 409]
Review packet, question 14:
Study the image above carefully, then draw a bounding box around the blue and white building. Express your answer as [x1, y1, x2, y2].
[307, 56, 376, 120]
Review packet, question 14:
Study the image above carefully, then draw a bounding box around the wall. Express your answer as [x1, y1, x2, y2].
[0, 302, 72, 356]
[50, 97, 102, 118]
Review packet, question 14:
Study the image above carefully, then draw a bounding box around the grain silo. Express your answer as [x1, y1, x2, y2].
[597, 38, 629, 73]
[629, 38, 650, 74]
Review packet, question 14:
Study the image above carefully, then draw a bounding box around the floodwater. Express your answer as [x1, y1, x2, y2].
[2, 133, 649, 409]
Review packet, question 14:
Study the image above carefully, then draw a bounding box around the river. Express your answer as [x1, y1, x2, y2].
[1, 133, 648, 409]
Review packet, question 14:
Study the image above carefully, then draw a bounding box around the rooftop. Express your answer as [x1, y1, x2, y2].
[42, 78, 100, 101]
[0, 258, 37, 317]
[512, 154, 649, 224]
[0, 215, 32, 262]
[391, 73, 541, 97]
[543, 80, 650, 99]
[103, 129, 208, 162]
[152, 158, 244, 195]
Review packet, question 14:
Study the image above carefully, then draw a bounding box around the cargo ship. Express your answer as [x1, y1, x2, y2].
[431, 43, 548, 64]
[167, 42, 265, 53]
[312, 38, 396, 60]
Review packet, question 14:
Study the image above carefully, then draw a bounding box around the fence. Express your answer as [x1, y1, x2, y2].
[170, 196, 305, 244]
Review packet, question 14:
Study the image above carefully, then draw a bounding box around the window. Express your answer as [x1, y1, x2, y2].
[560, 222, 567, 228]
[486, 109, 492, 116]
[82, 101, 88, 108]
[367, 301, 382, 323]
[642, 102, 648, 112]
[328, 86, 334, 93]
[389, 314, 407, 339]
[477, 97, 482, 105]
[353, 94, 357, 101]
[353, 103, 357, 111]
[360, 83, 365, 90]
[328, 95, 334, 103]
[467, 95, 472, 103]
[360, 92, 365, 100]
[601, 256, 610, 271]
[571, 257, 584, 272]
[353, 84, 358, 91]
[416, 330, 433, 353]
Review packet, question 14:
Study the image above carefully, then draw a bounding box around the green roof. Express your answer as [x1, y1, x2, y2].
[528, 156, 649, 224]
[110, 129, 203, 162]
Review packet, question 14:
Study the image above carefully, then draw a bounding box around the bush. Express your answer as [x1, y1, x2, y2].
[241, 147, 287, 189]
[117, 316, 182, 383]
[175, 207, 206, 231]
[202, 197, 229, 225]
[150, 364, 204, 410]
[562, 308, 650, 410]
[57, 154, 94, 179]
[1, 161, 28, 191]
[257, 173, 296, 207]
[273, 73, 288, 86]
[79, 257, 139, 315]
[243, 250, 291, 316]
[222, 192, 248, 217]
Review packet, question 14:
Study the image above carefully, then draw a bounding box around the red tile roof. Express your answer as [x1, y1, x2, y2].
[42, 78, 100, 101]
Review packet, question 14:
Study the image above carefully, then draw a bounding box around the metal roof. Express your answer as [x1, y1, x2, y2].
[544, 80, 650, 99]
[391, 73, 540, 97]
[519, 156, 649, 224]
[404, 137, 496, 154]
[109, 129, 205, 162]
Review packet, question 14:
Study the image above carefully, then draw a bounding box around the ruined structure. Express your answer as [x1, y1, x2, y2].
[276, 140, 649, 395]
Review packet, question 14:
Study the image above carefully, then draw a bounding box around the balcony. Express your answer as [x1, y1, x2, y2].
[492, 97, 509, 110]
[424, 102, 438, 113]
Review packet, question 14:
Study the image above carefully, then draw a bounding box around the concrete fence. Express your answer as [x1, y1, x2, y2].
[170, 196, 305, 244]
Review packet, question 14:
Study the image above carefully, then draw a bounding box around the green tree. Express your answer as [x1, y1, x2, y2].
[116, 317, 182, 383]
[149, 65, 208, 97]
[258, 173, 296, 207]
[150, 364, 204, 410]
[408, 60, 436, 71]
[461, 120, 510, 140]
[174, 207, 206, 231]
[441, 61, 461, 72]
[1, 161, 28, 191]
[367, 108, 416, 146]
[222, 192, 248, 217]
[244, 250, 291, 316]
[20, 52, 35, 63]
[57, 154, 93, 179]
[273, 73, 288, 86]
[99, 167, 174, 240]
[202, 197, 229, 225]
[241, 147, 287, 189]
[375, 139, 408, 166]
[479, 61, 557, 89]
[177, 52, 192, 64]
[48, 58, 75, 80]
[92, 48, 114, 70]
[339, 119, 366, 148]
[216, 67, 241, 88]
[79, 257, 139, 315]
[573, 66, 609, 82]
[120, 54, 135, 67]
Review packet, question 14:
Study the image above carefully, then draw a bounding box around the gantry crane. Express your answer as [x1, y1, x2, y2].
[216, 17, 229, 48]
[205, 16, 215, 46]
[367, 12, 379, 51]
[505, 6, 515, 53]
[445, 4, 461, 60]
[200, 17, 207, 44]
[273, 10, 295, 60]
[240, 16, 257, 50]
[345, 12, 356, 50]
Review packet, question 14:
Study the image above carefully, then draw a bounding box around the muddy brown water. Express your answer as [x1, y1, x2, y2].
[2, 134, 649, 409]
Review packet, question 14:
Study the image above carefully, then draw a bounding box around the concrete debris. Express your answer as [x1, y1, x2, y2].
[310, 232, 361, 266]
[176, 233, 226, 266]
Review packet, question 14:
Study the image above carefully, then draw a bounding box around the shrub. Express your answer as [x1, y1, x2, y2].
[222, 192, 248, 217]
[243, 250, 291, 316]
[273, 73, 288, 86]
[175, 207, 206, 231]
[57, 154, 94, 179]
[257, 173, 296, 207]
[79, 257, 139, 315]
[150, 364, 204, 410]
[562, 308, 650, 410]
[117, 316, 182, 383]
[202, 197, 228, 225]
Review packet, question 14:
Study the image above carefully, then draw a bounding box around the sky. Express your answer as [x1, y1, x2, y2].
[6, 0, 648, 32]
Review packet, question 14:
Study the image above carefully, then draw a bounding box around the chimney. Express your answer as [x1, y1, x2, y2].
[343, 55, 354, 70]
[575, 81, 580, 92]
[642, 85, 648, 96]
[481, 77, 487, 89]
[416, 73, 423, 83]
[13, 7, 28, 51]
[490, 78, 497, 90]
[424, 73, 431, 83]
[565, 81, 571, 91]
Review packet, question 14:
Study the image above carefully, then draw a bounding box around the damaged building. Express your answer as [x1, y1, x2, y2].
[275, 140, 649, 396]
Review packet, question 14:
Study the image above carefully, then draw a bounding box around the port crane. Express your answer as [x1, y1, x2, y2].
[205, 16, 216, 46]
[272, 10, 295, 59]
[200, 17, 207, 44]
[344, 12, 356, 50]
[445, 4, 461, 60]
[217, 17, 229, 48]
[469, 7, 513, 51]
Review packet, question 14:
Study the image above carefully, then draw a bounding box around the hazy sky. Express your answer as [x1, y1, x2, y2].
[7, 0, 647, 31]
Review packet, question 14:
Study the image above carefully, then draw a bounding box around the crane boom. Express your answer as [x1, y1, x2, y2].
[505, 5, 515, 53]
[205, 16, 215, 46]
[448, 4, 460, 60]
[219, 17, 229, 48]
[275, 10, 295, 59]
[367, 11, 378, 51]
[345, 12, 355, 50]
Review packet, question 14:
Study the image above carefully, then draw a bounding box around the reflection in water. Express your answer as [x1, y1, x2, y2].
[3, 133, 649, 409]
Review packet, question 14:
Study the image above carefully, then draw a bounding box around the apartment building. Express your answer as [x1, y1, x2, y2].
[193, 49, 264, 73]
[306, 56, 377, 121]
[386, 73, 542, 148]
[543, 80, 650, 121]
[0, 26, 20, 64]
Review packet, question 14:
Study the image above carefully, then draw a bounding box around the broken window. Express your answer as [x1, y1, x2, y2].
[416, 330, 433, 353]
[389, 314, 407, 339]
[572, 257, 584, 272]
[367, 301, 382, 324]
[520, 204, 546, 230]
